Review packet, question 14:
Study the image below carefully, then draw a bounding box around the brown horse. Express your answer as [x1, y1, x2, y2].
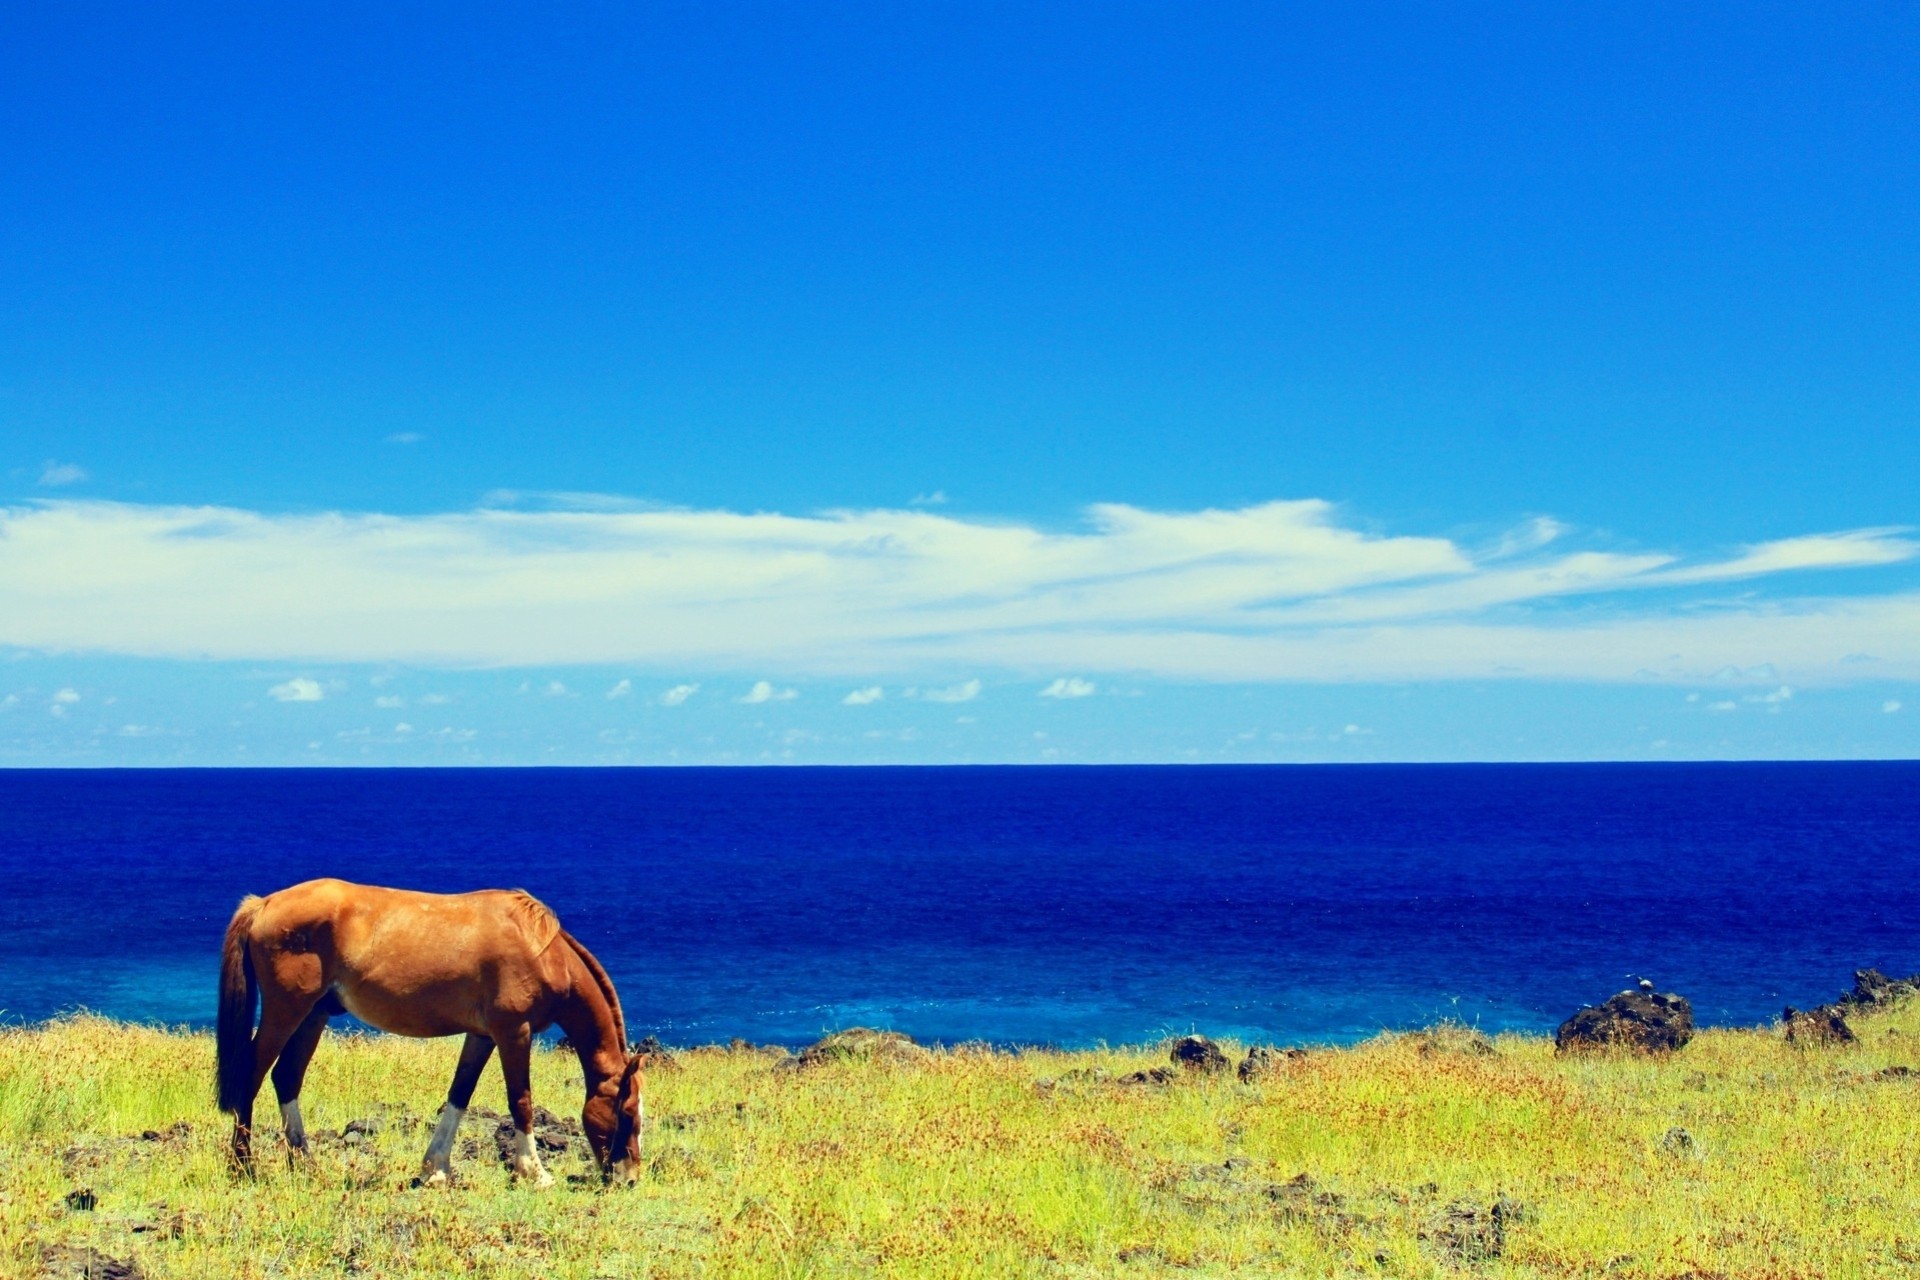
[216, 878, 643, 1187]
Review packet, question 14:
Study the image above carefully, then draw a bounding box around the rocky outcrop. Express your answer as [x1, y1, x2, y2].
[783, 1027, 927, 1070]
[1776, 968, 1919, 1043]
[1555, 988, 1694, 1054]
[1169, 1035, 1228, 1074]
[1783, 1005, 1856, 1046]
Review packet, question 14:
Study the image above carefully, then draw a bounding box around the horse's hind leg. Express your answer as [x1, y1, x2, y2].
[420, 1033, 493, 1188]
[232, 990, 320, 1171]
[271, 999, 332, 1161]
[496, 1028, 553, 1188]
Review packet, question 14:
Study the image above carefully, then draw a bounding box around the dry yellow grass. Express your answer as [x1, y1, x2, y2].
[3, 1004, 1918, 1278]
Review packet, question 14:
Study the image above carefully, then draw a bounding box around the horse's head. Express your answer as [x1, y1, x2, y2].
[584, 1053, 645, 1184]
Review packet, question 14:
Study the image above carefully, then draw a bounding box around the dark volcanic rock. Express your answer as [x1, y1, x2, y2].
[1783, 1005, 1856, 1046]
[1555, 989, 1694, 1054]
[1839, 968, 1920, 1011]
[1169, 1036, 1229, 1074]
[1117, 1066, 1177, 1086]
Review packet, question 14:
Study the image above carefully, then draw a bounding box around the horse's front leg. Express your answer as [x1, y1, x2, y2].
[497, 1028, 554, 1188]
[420, 1033, 494, 1188]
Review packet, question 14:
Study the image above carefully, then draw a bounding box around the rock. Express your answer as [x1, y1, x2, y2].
[1555, 989, 1694, 1054]
[38, 1245, 143, 1280]
[1410, 1023, 1496, 1058]
[1782, 1005, 1856, 1046]
[1169, 1035, 1228, 1074]
[65, 1188, 97, 1211]
[1877, 1065, 1915, 1081]
[632, 1035, 681, 1072]
[783, 1027, 927, 1070]
[1117, 1066, 1176, 1086]
[1420, 1196, 1519, 1264]
[1660, 1126, 1696, 1156]
[1238, 1046, 1307, 1081]
[1839, 968, 1920, 1011]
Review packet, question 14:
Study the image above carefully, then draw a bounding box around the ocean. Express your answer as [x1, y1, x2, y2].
[2, 762, 1915, 1047]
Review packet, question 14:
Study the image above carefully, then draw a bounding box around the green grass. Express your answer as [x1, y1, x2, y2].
[4, 1007, 1920, 1278]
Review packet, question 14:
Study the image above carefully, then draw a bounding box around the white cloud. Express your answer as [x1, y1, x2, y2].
[739, 680, 798, 704]
[269, 677, 324, 702]
[1039, 676, 1096, 699]
[52, 687, 80, 704]
[0, 693, 17, 710]
[0, 499, 1915, 686]
[37, 461, 87, 487]
[1744, 686, 1794, 705]
[395, 722, 413, 733]
[919, 679, 981, 704]
[375, 695, 406, 708]
[910, 490, 949, 506]
[384, 432, 425, 445]
[543, 680, 571, 697]
[659, 683, 699, 706]
[419, 693, 453, 705]
[1707, 700, 1738, 713]
[606, 678, 633, 700]
[842, 686, 884, 706]
[1887, 700, 1904, 714]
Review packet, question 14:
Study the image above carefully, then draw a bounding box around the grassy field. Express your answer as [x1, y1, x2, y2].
[3, 1004, 1919, 1279]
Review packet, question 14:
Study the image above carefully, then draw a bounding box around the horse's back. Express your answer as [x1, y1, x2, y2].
[247, 879, 572, 1037]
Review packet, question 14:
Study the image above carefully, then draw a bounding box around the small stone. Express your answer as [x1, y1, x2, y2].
[64, 1188, 97, 1211]
[1659, 1126, 1696, 1156]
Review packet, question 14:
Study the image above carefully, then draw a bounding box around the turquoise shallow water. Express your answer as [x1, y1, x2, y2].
[3, 762, 1916, 1046]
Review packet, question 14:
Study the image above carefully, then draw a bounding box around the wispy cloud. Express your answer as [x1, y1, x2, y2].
[0, 499, 1915, 685]
[1887, 700, 1904, 714]
[1039, 676, 1097, 699]
[660, 683, 699, 706]
[842, 686, 884, 705]
[606, 678, 632, 699]
[37, 461, 88, 487]
[268, 677, 324, 702]
[739, 680, 798, 704]
[383, 432, 425, 445]
[918, 679, 981, 704]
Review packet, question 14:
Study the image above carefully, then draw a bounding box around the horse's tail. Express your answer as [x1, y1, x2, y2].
[216, 895, 264, 1114]
[560, 929, 627, 1052]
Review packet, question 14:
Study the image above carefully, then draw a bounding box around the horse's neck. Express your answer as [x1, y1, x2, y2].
[554, 950, 626, 1084]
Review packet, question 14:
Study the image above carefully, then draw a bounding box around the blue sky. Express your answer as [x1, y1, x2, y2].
[2, 3, 1916, 764]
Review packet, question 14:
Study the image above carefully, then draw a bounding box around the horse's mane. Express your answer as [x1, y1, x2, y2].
[559, 928, 627, 1052]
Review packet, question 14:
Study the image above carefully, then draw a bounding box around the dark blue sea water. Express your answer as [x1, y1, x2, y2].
[2, 764, 1916, 1047]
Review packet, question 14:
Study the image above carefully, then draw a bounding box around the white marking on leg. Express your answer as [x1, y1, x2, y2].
[510, 1128, 554, 1188]
[419, 1102, 464, 1186]
[280, 1099, 307, 1150]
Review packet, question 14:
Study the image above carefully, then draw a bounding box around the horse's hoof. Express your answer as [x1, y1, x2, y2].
[419, 1167, 451, 1189]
